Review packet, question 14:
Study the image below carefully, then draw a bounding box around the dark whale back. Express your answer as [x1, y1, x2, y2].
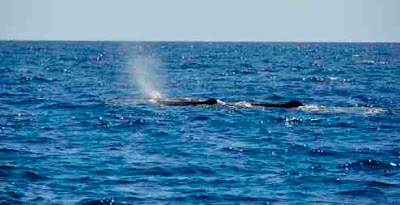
[282, 100, 303, 108]
[204, 98, 218, 105]
[160, 98, 301, 107]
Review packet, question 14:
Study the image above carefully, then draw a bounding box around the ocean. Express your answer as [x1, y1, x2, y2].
[1, 41, 400, 204]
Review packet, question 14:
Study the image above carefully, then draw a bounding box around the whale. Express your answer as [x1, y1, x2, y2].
[251, 100, 303, 108]
[105, 97, 386, 115]
[154, 98, 303, 108]
[154, 98, 219, 106]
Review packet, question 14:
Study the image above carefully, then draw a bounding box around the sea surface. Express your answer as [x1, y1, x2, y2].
[1, 41, 400, 204]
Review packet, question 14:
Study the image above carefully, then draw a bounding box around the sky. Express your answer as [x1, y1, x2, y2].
[1, 0, 399, 42]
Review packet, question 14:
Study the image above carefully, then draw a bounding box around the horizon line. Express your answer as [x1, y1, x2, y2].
[1, 39, 399, 44]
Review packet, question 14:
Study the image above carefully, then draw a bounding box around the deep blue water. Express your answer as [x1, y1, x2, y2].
[1, 41, 400, 204]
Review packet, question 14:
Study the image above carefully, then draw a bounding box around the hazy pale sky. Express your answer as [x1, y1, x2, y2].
[1, 0, 399, 42]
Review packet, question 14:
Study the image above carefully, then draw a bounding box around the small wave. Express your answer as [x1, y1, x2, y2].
[365, 180, 400, 188]
[231, 69, 256, 75]
[302, 76, 350, 83]
[284, 116, 315, 127]
[284, 116, 302, 123]
[67, 176, 93, 182]
[77, 93, 99, 99]
[238, 63, 253, 68]
[262, 58, 270, 63]
[191, 115, 209, 121]
[77, 197, 115, 205]
[29, 197, 51, 204]
[0, 91, 28, 98]
[180, 62, 213, 69]
[23, 171, 49, 181]
[15, 76, 56, 84]
[0, 164, 20, 171]
[57, 55, 83, 63]
[338, 159, 399, 171]
[0, 148, 20, 153]
[352, 59, 376, 65]
[286, 143, 342, 158]
[128, 165, 217, 177]
[32, 76, 56, 83]
[13, 97, 46, 105]
[362, 60, 375, 65]
[336, 188, 384, 198]
[128, 166, 173, 177]
[40, 101, 103, 109]
[16, 76, 32, 84]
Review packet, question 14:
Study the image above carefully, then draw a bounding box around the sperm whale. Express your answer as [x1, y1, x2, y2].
[154, 98, 219, 106]
[251, 100, 303, 108]
[153, 98, 303, 108]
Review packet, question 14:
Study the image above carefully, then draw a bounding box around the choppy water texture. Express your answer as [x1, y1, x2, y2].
[1, 41, 400, 204]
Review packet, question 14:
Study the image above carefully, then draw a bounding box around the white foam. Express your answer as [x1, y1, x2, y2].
[298, 105, 387, 115]
[234, 101, 252, 107]
[217, 99, 227, 105]
[149, 90, 162, 100]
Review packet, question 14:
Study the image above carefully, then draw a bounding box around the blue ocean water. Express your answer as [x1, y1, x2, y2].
[1, 41, 400, 204]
